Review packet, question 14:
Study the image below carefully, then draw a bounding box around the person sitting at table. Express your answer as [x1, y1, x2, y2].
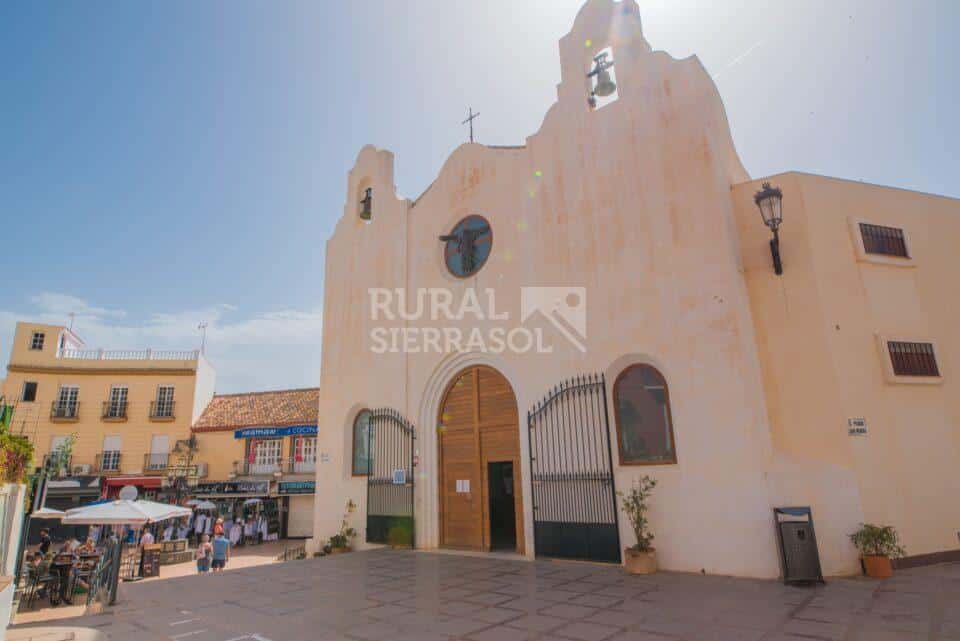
[78, 538, 96, 554]
[38, 529, 52, 556]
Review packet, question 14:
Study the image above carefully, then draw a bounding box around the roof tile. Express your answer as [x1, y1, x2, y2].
[192, 387, 318, 432]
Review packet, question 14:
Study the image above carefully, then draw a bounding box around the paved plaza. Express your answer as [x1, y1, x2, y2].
[10, 549, 960, 641]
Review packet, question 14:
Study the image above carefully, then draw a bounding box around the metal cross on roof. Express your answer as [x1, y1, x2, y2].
[462, 107, 480, 143]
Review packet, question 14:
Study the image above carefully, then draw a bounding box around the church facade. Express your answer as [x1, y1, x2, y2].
[311, 0, 960, 577]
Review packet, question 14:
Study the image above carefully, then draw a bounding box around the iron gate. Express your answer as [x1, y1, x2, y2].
[366, 408, 415, 547]
[528, 373, 621, 563]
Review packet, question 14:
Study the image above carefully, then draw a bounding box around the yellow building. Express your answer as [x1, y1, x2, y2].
[192, 388, 319, 538]
[1, 321, 216, 507]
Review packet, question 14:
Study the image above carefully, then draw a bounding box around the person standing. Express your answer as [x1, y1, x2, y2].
[195, 534, 212, 574]
[140, 529, 155, 546]
[210, 532, 230, 573]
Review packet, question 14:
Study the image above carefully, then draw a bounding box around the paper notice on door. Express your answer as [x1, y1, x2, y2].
[456, 479, 471, 493]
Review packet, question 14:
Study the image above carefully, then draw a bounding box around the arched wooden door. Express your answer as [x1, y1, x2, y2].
[438, 365, 524, 553]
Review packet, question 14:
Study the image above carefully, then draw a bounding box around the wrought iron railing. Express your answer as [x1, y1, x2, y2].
[95, 451, 122, 473]
[101, 401, 128, 420]
[42, 454, 72, 476]
[233, 460, 281, 476]
[282, 458, 317, 474]
[149, 401, 175, 419]
[50, 401, 80, 420]
[143, 452, 169, 472]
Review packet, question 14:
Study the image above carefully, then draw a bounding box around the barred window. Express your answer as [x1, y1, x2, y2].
[888, 341, 939, 377]
[860, 223, 908, 258]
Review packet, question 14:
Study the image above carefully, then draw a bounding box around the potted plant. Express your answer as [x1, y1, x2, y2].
[328, 500, 357, 554]
[617, 476, 657, 575]
[849, 523, 905, 578]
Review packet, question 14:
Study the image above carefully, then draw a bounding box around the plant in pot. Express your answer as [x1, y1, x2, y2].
[849, 523, 905, 578]
[618, 475, 657, 575]
[328, 499, 357, 554]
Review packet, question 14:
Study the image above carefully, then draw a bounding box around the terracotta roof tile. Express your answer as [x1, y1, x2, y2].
[192, 387, 319, 432]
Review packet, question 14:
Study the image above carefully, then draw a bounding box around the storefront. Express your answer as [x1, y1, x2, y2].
[102, 475, 165, 501]
[192, 480, 284, 541]
[278, 481, 315, 538]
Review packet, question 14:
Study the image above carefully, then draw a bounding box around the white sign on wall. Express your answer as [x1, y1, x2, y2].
[847, 418, 868, 436]
[456, 479, 471, 493]
[393, 469, 406, 485]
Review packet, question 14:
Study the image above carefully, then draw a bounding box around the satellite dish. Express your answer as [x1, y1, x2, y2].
[118, 485, 138, 501]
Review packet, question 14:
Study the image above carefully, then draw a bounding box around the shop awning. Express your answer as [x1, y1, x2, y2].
[103, 476, 163, 488]
[46, 475, 102, 497]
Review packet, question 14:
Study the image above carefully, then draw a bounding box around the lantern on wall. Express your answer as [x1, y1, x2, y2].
[754, 182, 784, 275]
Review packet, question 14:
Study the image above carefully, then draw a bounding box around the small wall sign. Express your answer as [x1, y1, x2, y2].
[456, 479, 471, 493]
[392, 469, 406, 485]
[847, 418, 868, 436]
[320, 452, 331, 463]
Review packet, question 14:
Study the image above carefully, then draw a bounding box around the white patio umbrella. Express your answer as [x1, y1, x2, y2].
[243, 498, 262, 506]
[194, 500, 217, 510]
[61, 500, 192, 526]
[185, 499, 201, 506]
[30, 506, 66, 519]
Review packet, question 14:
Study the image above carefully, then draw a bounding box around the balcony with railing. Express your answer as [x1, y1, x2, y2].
[143, 452, 170, 472]
[283, 457, 317, 475]
[42, 454, 72, 477]
[233, 460, 282, 477]
[50, 401, 80, 421]
[101, 401, 128, 421]
[95, 451, 122, 474]
[149, 401, 176, 421]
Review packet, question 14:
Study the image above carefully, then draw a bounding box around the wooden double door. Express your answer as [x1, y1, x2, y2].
[438, 365, 525, 553]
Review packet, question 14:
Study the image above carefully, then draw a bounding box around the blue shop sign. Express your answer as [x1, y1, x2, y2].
[278, 481, 316, 495]
[233, 425, 317, 439]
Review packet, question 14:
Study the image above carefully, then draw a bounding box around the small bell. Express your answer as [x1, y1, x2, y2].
[593, 68, 616, 97]
[359, 187, 372, 220]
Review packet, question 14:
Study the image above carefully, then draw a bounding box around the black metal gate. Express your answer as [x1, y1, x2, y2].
[366, 408, 415, 547]
[527, 373, 621, 563]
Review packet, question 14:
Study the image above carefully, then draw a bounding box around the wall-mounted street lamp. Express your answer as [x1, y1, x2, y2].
[754, 182, 784, 275]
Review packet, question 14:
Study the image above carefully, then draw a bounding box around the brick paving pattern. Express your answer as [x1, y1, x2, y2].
[11, 549, 960, 641]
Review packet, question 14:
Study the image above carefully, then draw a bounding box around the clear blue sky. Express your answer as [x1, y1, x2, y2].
[1, 0, 957, 392]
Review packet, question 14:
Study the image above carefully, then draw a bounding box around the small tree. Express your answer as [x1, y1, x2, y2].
[329, 499, 358, 549]
[849, 523, 905, 558]
[618, 476, 657, 552]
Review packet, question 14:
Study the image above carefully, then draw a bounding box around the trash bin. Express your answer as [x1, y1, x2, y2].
[773, 506, 824, 585]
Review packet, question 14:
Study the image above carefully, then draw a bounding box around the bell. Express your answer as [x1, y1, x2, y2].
[593, 69, 616, 98]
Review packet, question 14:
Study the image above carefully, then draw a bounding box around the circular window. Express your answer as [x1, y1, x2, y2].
[441, 215, 492, 277]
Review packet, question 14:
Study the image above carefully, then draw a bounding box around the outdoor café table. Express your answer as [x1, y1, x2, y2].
[67, 554, 101, 602]
[49, 554, 74, 605]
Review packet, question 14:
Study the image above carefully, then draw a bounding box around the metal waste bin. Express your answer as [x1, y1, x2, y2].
[774, 506, 824, 585]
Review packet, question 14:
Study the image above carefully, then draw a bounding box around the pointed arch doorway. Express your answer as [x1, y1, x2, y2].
[437, 365, 525, 553]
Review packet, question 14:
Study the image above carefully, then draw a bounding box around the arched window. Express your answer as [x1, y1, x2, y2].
[352, 409, 373, 475]
[613, 365, 677, 465]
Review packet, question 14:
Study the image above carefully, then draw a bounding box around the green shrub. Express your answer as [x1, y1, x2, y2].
[849, 523, 905, 558]
[0, 431, 34, 484]
[617, 476, 657, 552]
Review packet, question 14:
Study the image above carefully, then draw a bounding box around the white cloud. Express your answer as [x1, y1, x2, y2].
[0, 294, 322, 394]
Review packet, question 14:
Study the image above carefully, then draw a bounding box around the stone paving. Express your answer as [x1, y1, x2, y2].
[10, 549, 960, 641]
